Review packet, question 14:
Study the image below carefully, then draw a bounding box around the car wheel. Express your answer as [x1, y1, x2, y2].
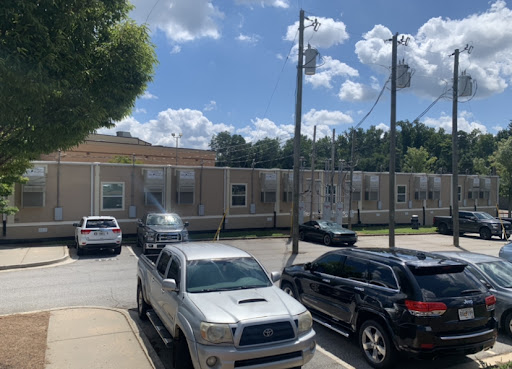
[137, 236, 142, 248]
[359, 320, 396, 369]
[113, 246, 121, 255]
[281, 282, 298, 299]
[504, 311, 512, 338]
[76, 242, 84, 256]
[480, 227, 492, 240]
[173, 335, 194, 369]
[137, 283, 150, 320]
[438, 223, 448, 235]
[323, 234, 332, 246]
[348, 241, 356, 246]
[299, 231, 306, 241]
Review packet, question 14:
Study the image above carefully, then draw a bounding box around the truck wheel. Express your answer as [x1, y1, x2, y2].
[359, 320, 396, 369]
[173, 335, 193, 369]
[137, 283, 150, 320]
[142, 243, 147, 254]
[299, 231, 306, 241]
[480, 227, 492, 240]
[438, 223, 448, 235]
[76, 242, 84, 256]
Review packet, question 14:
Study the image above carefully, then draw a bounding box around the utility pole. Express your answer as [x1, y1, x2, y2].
[172, 133, 182, 166]
[292, 10, 319, 254]
[309, 125, 316, 221]
[348, 131, 355, 229]
[330, 129, 335, 219]
[452, 48, 460, 248]
[389, 33, 398, 248]
[292, 10, 305, 254]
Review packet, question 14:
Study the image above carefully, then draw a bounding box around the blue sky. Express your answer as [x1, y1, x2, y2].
[98, 0, 512, 151]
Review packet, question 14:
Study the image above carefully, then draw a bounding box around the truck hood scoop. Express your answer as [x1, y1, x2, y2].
[238, 298, 267, 304]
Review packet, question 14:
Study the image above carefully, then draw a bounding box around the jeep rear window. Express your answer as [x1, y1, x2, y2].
[410, 266, 485, 299]
[86, 219, 117, 228]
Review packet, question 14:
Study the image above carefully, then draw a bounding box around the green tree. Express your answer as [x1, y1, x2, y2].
[1, 0, 157, 213]
[108, 155, 143, 164]
[402, 146, 437, 173]
[210, 131, 251, 167]
[491, 137, 512, 216]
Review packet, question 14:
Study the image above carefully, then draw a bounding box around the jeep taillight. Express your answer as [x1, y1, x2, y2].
[112, 228, 121, 234]
[405, 300, 447, 317]
[486, 295, 496, 311]
[81, 230, 92, 234]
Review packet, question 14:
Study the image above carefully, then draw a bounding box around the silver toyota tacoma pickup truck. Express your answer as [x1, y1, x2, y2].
[137, 242, 316, 369]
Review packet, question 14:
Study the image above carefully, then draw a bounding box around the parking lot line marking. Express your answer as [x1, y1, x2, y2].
[128, 246, 138, 259]
[316, 344, 356, 369]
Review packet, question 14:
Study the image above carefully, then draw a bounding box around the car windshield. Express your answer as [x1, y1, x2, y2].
[147, 214, 183, 226]
[318, 220, 345, 230]
[86, 219, 117, 228]
[474, 212, 495, 220]
[477, 260, 512, 288]
[186, 257, 271, 293]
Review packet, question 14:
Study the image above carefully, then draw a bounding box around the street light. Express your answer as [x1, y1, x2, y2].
[172, 133, 182, 166]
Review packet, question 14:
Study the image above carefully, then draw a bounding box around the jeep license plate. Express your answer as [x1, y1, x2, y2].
[458, 307, 474, 320]
[94, 232, 106, 236]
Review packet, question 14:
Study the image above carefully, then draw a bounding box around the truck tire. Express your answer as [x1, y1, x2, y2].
[173, 335, 194, 369]
[438, 223, 448, 235]
[480, 227, 492, 240]
[137, 283, 150, 320]
[281, 281, 298, 299]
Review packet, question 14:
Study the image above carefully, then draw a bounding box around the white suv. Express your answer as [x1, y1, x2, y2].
[73, 216, 122, 256]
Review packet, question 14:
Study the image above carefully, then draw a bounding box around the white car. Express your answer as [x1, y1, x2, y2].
[73, 216, 122, 256]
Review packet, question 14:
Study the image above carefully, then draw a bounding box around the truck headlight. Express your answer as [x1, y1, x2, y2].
[297, 310, 313, 334]
[200, 322, 233, 344]
[492, 224, 499, 229]
[145, 232, 156, 241]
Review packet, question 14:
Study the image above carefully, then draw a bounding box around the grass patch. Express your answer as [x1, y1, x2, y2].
[352, 225, 437, 235]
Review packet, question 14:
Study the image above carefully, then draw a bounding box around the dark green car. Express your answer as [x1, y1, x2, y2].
[299, 220, 357, 246]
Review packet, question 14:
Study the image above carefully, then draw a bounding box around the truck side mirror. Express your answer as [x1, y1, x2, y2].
[184, 221, 190, 227]
[162, 279, 177, 292]
[72, 223, 79, 227]
[270, 271, 281, 282]
[304, 262, 312, 271]
[137, 219, 143, 226]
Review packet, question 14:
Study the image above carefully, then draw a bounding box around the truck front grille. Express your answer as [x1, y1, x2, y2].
[157, 233, 181, 242]
[239, 321, 295, 346]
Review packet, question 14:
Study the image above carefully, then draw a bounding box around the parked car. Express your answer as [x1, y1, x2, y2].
[433, 211, 511, 240]
[299, 220, 357, 246]
[137, 212, 189, 254]
[499, 242, 512, 262]
[435, 251, 512, 338]
[73, 216, 122, 256]
[280, 247, 497, 369]
[137, 242, 316, 369]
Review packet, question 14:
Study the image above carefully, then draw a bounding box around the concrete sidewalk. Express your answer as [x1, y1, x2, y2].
[0, 245, 69, 271]
[45, 307, 158, 369]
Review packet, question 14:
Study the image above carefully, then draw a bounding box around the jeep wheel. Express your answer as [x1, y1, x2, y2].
[173, 335, 193, 369]
[76, 240, 84, 256]
[323, 234, 332, 246]
[281, 282, 298, 299]
[480, 227, 492, 240]
[438, 223, 448, 235]
[137, 283, 150, 320]
[504, 311, 512, 338]
[359, 320, 395, 369]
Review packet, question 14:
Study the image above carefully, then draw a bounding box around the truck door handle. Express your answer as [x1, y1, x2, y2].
[355, 286, 364, 291]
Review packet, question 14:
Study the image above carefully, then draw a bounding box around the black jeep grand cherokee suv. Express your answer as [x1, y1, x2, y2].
[281, 248, 497, 368]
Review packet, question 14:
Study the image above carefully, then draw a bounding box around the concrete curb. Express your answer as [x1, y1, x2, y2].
[0, 253, 69, 271]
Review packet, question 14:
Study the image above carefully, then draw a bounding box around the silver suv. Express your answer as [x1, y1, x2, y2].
[73, 216, 122, 255]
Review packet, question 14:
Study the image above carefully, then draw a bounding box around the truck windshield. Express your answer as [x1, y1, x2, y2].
[186, 257, 271, 293]
[474, 212, 495, 220]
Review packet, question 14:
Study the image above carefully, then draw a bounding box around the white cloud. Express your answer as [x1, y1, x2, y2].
[170, 45, 182, 54]
[423, 111, 487, 133]
[300, 109, 354, 139]
[203, 100, 217, 111]
[285, 17, 349, 49]
[338, 80, 377, 101]
[276, 53, 284, 60]
[493, 125, 504, 132]
[306, 56, 359, 89]
[141, 91, 158, 100]
[135, 108, 147, 114]
[235, 0, 289, 8]
[355, 1, 512, 99]
[130, 0, 223, 43]
[375, 123, 389, 132]
[237, 118, 294, 143]
[99, 109, 233, 150]
[237, 33, 260, 45]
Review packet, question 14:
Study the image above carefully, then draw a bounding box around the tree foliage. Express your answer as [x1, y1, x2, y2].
[0, 0, 157, 213]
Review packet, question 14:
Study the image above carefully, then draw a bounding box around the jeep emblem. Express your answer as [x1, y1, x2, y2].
[463, 299, 473, 305]
[263, 328, 274, 337]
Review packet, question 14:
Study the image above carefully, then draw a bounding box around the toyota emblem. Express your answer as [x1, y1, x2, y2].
[262, 328, 274, 338]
